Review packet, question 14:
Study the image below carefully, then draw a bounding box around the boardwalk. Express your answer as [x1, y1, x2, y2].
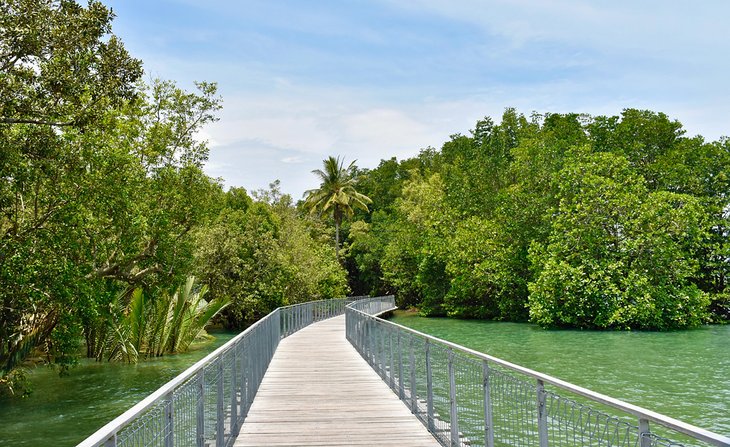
[234, 315, 440, 447]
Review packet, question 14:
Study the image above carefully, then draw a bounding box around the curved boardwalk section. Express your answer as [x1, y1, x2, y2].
[234, 315, 440, 446]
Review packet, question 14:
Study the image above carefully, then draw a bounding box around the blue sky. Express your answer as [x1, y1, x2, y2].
[106, 0, 730, 198]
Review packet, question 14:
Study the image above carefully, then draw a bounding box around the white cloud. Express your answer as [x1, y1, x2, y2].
[202, 72, 730, 198]
[113, 0, 730, 198]
[201, 86, 467, 196]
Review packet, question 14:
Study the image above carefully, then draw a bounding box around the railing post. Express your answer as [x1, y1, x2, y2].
[196, 370, 205, 447]
[639, 418, 652, 447]
[361, 315, 366, 355]
[104, 434, 117, 447]
[426, 339, 435, 433]
[238, 343, 245, 420]
[246, 339, 253, 413]
[254, 327, 261, 388]
[389, 328, 395, 391]
[368, 318, 376, 367]
[274, 308, 281, 348]
[361, 316, 367, 359]
[409, 336, 417, 413]
[164, 393, 174, 447]
[536, 379, 548, 447]
[216, 359, 224, 447]
[231, 348, 238, 435]
[483, 360, 494, 447]
[448, 349, 459, 447]
[398, 332, 405, 400]
[379, 324, 387, 379]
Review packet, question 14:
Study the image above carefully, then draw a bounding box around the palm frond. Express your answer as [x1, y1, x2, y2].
[128, 288, 146, 353]
[302, 155, 372, 256]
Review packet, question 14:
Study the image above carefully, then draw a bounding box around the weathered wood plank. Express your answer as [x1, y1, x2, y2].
[233, 315, 440, 447]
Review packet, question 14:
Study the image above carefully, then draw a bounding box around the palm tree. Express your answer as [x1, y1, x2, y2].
[303, 156, 372, 259]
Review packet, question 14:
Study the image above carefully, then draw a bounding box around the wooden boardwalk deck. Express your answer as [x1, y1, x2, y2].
[234, 315, 440, 447]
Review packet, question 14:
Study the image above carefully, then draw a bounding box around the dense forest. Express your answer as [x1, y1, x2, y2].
[344, 109, 729, 330]
[0, 1, 347, 395]
[2, 0, 729, 397]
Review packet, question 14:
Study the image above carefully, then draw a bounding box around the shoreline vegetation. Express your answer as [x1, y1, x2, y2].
[0, 1, 348, 397]
[345, 109, 729, 331]
[1, 0, 728, 398]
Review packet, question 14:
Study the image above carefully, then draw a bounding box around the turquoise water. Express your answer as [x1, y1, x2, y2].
[389, 312, 730, 437]
[2, 318, 728, 445]
[0, 331, 236, 446]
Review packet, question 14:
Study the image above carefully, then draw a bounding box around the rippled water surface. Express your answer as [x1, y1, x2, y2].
[389, 311, 730, 437]
[0, 331, 235, 446]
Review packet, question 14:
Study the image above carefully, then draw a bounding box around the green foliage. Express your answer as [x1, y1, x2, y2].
[347, 108, 727, 330]
[98, 278, 229, 362]
[527, 152, 709, 329]
[303, 156, 372, 258]
[195, 187, 349, 329]
[0, 0, 143, 128]
[1, 0, 347, 394]
[0, 0, 144, 389]
[443, 217, 527, 320]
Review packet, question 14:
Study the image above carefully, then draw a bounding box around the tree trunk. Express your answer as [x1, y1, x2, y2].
[333, 207, 342, 262]
[335, 220, 340, 261]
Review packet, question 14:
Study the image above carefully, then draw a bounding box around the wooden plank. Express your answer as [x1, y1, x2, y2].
[234, 315, 440, 447]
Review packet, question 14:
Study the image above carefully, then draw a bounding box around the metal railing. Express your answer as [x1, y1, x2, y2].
[345, 296, 730, 447]
[79, 299, 350, 447]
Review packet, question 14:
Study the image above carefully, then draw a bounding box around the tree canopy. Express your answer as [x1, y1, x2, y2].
[0, 0, 349, 396]
[346, 109, 729, 330]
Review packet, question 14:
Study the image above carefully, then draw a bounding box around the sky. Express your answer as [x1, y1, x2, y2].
[106, 0, 730, 198]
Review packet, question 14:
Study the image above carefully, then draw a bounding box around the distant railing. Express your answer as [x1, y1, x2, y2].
[79, 299, 350, 447]
[345, 296, 730, 447]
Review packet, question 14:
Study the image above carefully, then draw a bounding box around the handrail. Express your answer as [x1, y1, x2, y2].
[78, 311, 271, 447]
[78, 298, 350, 447]
[346, 296, 730, 447]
